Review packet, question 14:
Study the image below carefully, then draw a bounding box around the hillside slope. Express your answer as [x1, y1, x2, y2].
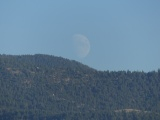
[0, 54, 160, 119]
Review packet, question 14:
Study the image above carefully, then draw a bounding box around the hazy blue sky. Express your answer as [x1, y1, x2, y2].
[0, 0, 160, 72]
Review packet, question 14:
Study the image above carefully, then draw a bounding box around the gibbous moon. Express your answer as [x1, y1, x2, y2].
[73, 34, 90, 58]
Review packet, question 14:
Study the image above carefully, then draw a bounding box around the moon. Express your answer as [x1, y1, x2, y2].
[72, 34, 90, 58]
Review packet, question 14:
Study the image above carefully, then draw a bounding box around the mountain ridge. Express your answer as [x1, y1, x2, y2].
[0, 54, 160, 119]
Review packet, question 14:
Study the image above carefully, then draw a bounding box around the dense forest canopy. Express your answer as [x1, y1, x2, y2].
[0, 54, 160, 120]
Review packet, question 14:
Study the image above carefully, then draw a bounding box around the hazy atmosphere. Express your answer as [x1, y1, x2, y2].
[0, 0, 160, 72]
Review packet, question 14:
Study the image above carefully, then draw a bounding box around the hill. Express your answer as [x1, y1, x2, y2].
[0, 54, 160, 119]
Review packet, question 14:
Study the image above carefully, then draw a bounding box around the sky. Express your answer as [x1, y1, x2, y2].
[0, 0, 160, 72]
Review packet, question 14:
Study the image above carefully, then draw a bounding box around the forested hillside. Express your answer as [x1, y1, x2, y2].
[0, 54, 160, 119]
